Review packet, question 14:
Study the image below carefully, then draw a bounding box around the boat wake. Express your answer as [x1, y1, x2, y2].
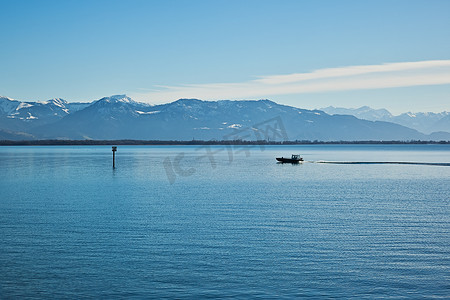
[313, 161, 450, 166]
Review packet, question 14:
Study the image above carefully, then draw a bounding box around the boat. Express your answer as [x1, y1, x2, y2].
[276, 154, 304, 163]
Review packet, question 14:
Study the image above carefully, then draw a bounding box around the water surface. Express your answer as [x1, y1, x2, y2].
[1, 145, 449, 298]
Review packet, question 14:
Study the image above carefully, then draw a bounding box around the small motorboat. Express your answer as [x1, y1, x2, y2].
[276, 154, 304, 163]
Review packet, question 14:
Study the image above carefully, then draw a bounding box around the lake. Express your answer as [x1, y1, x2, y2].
[0, 145, 449, 298]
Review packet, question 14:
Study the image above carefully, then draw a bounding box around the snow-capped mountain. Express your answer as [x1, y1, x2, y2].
[0, 96, 20, 115]
[321, 106, 393, 121]
[31, 96, 430, 141]
[1, 95, 448, 141]
[31, 95, 154, 139]
[393, 111, 450, 134]
[0, 96, 89, 132]
[321, 106, 450, 134]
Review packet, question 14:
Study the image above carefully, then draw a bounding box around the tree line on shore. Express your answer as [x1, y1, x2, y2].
[0, 139, 449, 146]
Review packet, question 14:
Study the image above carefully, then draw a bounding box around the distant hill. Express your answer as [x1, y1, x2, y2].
[321, 106, 449, 134]
[0, 129, 35, 140]
[1, 94, 449, 141]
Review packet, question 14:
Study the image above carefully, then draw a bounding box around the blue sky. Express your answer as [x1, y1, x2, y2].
[1, 0, 449, 113]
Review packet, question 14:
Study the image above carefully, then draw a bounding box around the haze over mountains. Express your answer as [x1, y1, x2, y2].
[0, 95, 449, 141]
[321, 106, 450, 134]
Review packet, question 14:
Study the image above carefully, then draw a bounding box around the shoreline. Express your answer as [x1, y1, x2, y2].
[1, 139, 449, 146]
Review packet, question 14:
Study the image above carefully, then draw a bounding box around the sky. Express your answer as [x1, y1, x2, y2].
[0, 0, 449, 114]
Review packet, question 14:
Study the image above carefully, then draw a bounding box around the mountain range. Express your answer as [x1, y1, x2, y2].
[321, 106, 450, 134]
[0, 95, 449, 141]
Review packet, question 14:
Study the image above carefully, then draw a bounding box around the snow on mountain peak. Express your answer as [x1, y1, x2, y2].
[16, 102, 34, 110]
[46, 98, 67, 104]
[110, 94, 132, 102]
[0, 96, 21, 114]
[95, 95, 141, 106]
[0, 96, 15, 101]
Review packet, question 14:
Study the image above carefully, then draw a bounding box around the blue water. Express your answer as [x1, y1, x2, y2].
[0, 145, 449, 298]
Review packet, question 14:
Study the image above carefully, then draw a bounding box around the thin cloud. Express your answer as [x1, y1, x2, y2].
[131, 60, 450, 103]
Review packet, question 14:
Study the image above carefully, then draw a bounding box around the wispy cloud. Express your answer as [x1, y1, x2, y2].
[131, 60, 450, 103]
